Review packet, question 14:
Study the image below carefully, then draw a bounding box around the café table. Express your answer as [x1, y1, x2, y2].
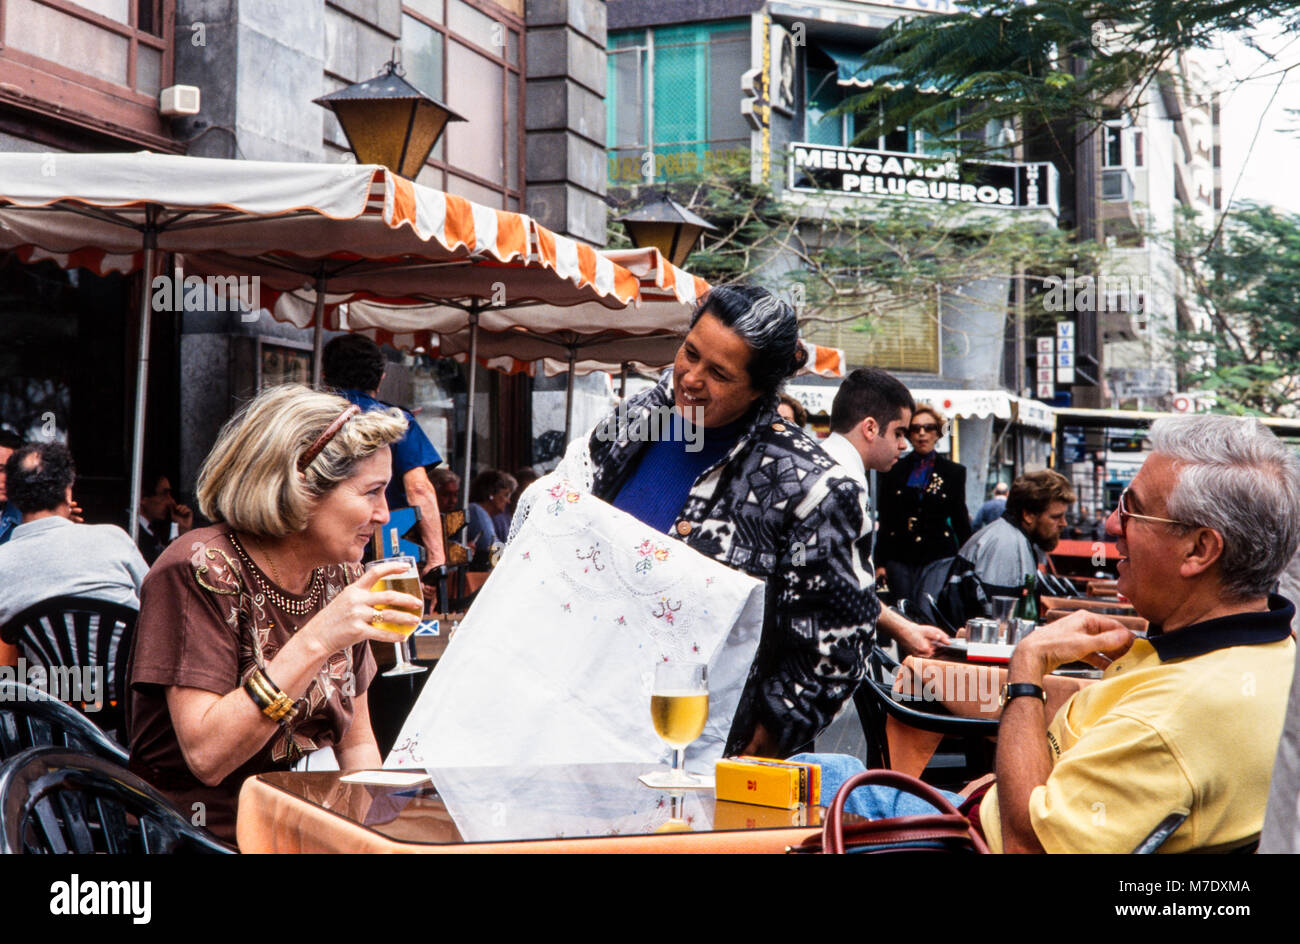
[237, 762, 840, 853]
[884, 653, 1097, 778]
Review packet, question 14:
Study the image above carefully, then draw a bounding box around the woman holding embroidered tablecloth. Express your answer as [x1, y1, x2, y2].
[126, 384, 424, 843]
[581, 284, 879, 759]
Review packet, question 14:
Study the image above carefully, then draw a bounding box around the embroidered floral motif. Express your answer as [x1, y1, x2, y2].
[634, 539, 671, 574]
[651, 596, 681, 624]
[576, 545, 605, 572]
[390, 737, 425, 766]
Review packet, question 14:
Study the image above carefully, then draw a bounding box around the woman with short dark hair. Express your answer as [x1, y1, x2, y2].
[582, 284, 877, 758]
[467, 469, 517, 562]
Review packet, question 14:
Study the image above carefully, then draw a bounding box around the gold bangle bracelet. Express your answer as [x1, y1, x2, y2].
[243, 668, 299, 723]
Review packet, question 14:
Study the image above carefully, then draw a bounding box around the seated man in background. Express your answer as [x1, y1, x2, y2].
[956, 469, 1074, 598]
[971, 481, 1009, 532]
[805, 414, 1299, 853]
[0, 442, 149, 625]
[136, 471, 194, 565]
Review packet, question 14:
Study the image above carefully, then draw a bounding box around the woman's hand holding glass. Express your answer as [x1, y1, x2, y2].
[301, 561, 423, 657]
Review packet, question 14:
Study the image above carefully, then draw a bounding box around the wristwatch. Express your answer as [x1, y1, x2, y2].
[1000, 682, 1047, 707]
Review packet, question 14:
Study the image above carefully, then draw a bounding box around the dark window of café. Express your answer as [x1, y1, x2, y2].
[0, 253, 180, 527]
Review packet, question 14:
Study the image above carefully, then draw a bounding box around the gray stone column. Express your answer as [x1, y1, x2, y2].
[172, 0, 330, 489]
[940, 276, 1010, 513]
[524, 0, 608, 243]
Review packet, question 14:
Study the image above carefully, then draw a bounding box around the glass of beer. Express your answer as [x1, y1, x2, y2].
[642, 661, 709, 789]
[366, 556, 427, 678]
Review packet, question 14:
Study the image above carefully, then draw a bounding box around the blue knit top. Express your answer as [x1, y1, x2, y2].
[612, 409, 750, 534]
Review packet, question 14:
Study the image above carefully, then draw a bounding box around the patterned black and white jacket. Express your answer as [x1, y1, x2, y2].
[588, 371, 879, 756]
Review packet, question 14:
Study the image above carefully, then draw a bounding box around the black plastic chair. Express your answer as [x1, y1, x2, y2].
[0, 682, 128, 765]
[855, 646, 1000, 782]
[0, 746, 236, 854]
[0, 595, 137, 745]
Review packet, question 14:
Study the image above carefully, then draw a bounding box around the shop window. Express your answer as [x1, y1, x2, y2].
[607, 22, 751, 185]
[399, 1, 523, 208]
[0, 0, 174, 144]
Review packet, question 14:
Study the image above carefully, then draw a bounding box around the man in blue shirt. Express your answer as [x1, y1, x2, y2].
[971, 480, 1009, 531]
[323, 335, 445, 572]
[0, 430, 23, 545]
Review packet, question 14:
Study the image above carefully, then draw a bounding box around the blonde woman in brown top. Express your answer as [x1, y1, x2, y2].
[127, 384, 423, 842]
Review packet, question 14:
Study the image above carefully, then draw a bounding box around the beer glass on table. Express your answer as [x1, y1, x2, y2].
[641, 662, 709, 789]
[365, 556, 427, 677]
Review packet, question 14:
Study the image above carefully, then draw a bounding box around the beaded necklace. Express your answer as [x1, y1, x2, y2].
[229, 532, 323, 615]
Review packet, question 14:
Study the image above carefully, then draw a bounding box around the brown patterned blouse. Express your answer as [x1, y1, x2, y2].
[127, 524, 377, 843]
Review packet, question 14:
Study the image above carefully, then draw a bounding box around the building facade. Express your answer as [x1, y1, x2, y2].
[606, 0, 1065, 508]
[1, 0, 608, 521]
[605, 0, 1218, 512]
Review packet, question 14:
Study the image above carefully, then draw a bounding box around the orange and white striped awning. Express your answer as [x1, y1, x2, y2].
[0, 151, 639, 310]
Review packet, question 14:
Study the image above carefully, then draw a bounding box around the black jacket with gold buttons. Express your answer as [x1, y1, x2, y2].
[875, 451, 972, 568]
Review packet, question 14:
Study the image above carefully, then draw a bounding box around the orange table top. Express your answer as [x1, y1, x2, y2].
[237, 763, 841, 854]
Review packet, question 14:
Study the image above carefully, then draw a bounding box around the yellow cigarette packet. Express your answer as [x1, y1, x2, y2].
[714, 756, 821, 809]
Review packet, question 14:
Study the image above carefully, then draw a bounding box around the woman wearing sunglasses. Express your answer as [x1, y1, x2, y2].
[875, 402, 972, 609]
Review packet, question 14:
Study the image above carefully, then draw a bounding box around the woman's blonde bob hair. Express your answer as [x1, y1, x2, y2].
[197, 383, 407, 537]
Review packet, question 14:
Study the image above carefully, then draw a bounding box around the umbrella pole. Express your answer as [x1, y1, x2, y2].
[462, 307, 479, 506]
[563, 345, 577, 444]
[619, 362, 628, 400]
[128, 214, 158, 543]
[311, 269, 326, 388]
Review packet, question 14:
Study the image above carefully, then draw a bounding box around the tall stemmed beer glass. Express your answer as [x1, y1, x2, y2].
[641, 661, 709, 789]
[366, 555, 427, 677]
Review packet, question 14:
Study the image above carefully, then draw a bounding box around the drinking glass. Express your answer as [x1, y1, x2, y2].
[990, 596, 1018, 643]
[640, 662, 709, 789]
[366, 556, 427, 678]
[1009, 618, 1037, 646]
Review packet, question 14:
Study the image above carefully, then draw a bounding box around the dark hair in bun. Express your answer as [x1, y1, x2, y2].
[690, 284, 803, 398]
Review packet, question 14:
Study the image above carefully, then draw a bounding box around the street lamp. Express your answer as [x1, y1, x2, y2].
[615, 190, 718, 268]
[314, 59, 465, 179]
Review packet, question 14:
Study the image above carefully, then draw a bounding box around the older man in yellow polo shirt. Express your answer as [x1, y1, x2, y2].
[984, 414, 1299, 853]
[801, 413, 1299, 853]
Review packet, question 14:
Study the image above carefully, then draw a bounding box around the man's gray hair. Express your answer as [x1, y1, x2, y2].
[1150, 414, 1300, 600]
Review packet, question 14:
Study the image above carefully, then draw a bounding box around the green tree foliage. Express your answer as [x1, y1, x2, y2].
[1174, 203, 1300, 415]
[610, 162, 1097, 338]
[844, 0, 1300, 161]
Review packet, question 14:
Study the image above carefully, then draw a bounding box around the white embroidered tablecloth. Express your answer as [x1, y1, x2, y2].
[386, 480, 764, 772]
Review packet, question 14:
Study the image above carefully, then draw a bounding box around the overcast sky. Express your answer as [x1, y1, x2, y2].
[1210, 23, 1300, 215]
